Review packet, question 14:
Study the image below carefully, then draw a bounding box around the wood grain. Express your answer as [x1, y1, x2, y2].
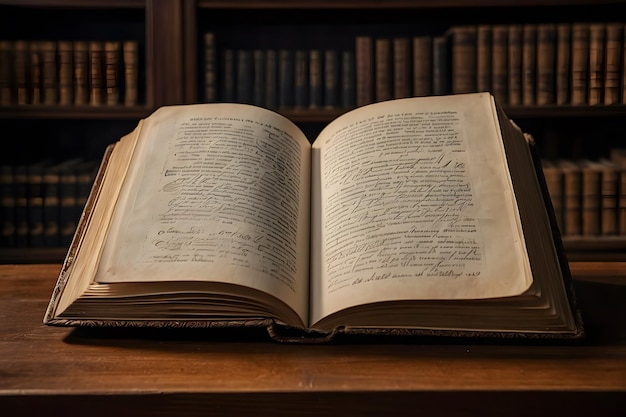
[1, 263, 625, 416]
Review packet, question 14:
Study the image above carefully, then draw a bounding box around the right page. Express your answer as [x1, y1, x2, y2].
[310, 92, 533, 327]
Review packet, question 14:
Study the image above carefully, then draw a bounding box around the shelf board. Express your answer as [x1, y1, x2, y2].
[0, 105, 154, 120]
[197, 0, 622, 9]
[0, 0, 144, 8]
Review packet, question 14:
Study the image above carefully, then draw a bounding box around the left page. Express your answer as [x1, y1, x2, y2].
[94, 103, 311, 324]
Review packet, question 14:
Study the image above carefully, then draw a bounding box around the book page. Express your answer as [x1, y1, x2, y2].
[95, 103, 311, 323]
[310, 93, 532, 325]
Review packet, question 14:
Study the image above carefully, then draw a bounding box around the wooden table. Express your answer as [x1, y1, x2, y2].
[1, 263, 625, 417]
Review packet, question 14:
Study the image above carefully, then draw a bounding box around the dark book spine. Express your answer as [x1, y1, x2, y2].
[340, 50, 355, 108]
[278, 49, 294, 109]
[324, 49, 339, 108]
[13, 40, 29, 105]
[57, 41, 73, 106]
[393, 37, 411, 99]
[294, 50, 308, 109]
[522, 24, 537, 105]
[204, 33, 217, 102]
[0, 165, 15, 247]
[122, 40, 139, 106]
[27, 164, 45, 247]
[253, 49, 266, 107]
[603, 23, 624, 105]
[309, 49, 323, 109]
[42, 166, 60, 247]
[41, 41, 57, 105]
[476, 25, 492, 94]
[588, 23, 606, 106]
[537, 23, 557, 105]
[412, 36, 432, 97]
[0, 41, 11, 106]
[508, 24, 523, 105]
[491, 25, 508, 104]
[556, 24, 571, 105]
[449, 25, 477, 94]
[89, 41, 104, 106]
[29, 41, 42, 105]
[73, 41, 89, 106]
[222, 49, 235, 102]
[571, 23, 590, 106]
[104, 41, 120, 106]
[431, 35, 449, 96]
[236, 50, 253, 104]
[13, 166, 28, 247]
[59, 164, 78, 248]
[355, 35, 374, 107]
[375, 38, 392, 102]
[265, 49, 278, 109]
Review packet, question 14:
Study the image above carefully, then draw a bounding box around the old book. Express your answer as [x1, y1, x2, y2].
[508, 24, 523, 105]
[537, 24, 556, 105]
[598, 159, 619, 236]
[57, 41, 73, 106]
[340, 51, 355, 108]
[0, 41, 11, 106]
[555, 24, 571, 105]
[0, 165, 15, 247]
[104, 41, 120, 106]
[222, 49, 236, 103]
[449, 26, 477, 94]
[393, 37, 411, 99]
[73, 41, 89, 106]
[355, 36, 374, 107]
[580, 160, 602, 236]
[29, 41, 42, 105]
[309, 49, 323, 108]
[13, 40, 29, 105]
[122, 40, 139, 106]
[203, 33, 217, 103]
[491, 25, 508, 104]
[253, 49, 266, 107]
[265, 49, 278, 110]
[294, 50, 309, 108]
[559, 159, 582, 236]
[236, 50, 253, 105]
[411, 36, 432, 97]
[571, 23, 590, 106]
[278, 49, 294, 109]
[541, 160, 564, 233]
[89, 41, 104, 106]
[375, 38, 392, 102]
[588, 24, 606, 106]
[476, 25, 492, 94]
[603, 23, 623, 105]
[44, 92, 583, 342]
[323, 50, 339, 108]
[40, 41, 57, 105]
[431, 36, 449, 96]
[522, 24, 537, 106]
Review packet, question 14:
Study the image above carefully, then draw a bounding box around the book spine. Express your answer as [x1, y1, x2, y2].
[340, 50, 355, 108]
[581, 162, 601, 236]
[571, 23, 589, 106]
[0, 165, 15, 247]
[491, 25, 508, 104]
[393, 37, 411, 99]
[27, 164, 45, 247]
[0, 41, 11, 106]
[588, 23, 606, 106]
[13, 165, 28, 247]
[542, 160, 564, 233]
[253, 49, 266, 107]
[355, 35, 374, 107]
[603, 23, 624, 105]
[73, 41, 89, 106]
[278, 49, 294, 109]
[57, 41, 73, 106]
[600, 164, 619, 236]
[555, 24, 571, 105]
[431, 36, 449, 96]
[324, 49, 339, 108]
[236, 50, 253, 104]
[476, 25, 492, 94]
[561, 162, 582, 236]
[450, 25, 477, 94]
[59, 164, 78, 248]
[522, 24, 537, 106]
[41, 41, 57, 105]
[309, 49, 323, 109]
[619, 168, 626, 235]
[294, 49, 309, 109]
[375, 38, 392, 102]
[412, 36, 432, 97]
[222, 49, 235, 103]
[123, 40, 139, 106]
[204, 33, 217, 103]
[13, 40, 29, 105]
[508, 24, 523, 105]
[537, 24, 556, 105]
[89, 41, 104, 106]
[104, 41, 120, 106]
[42, 166, 61, 247]
[29, 41, 42, 105]
[265, 49, 278, 110]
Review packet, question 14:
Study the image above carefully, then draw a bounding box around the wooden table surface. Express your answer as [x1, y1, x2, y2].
[1, 263, 625, 417]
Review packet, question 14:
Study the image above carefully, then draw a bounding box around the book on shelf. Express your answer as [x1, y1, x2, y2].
[122, 40, 139, 107]
[571, 23, 590, 105]
[537, 24, 556, 105]
[588, 23, 606, 106]
[448, 26, 477, 95]
[104, 41, 120, 106]
[392, 37, 411, 99]
[412, 36, 432, 97]
[0, 41, 11, 106]
[44, 92, 583, 343]
[374, 38, 392, 103]
[556, 23, 571, 105]
[476, 25, 492, 95]
[309, 49, 323, 108]
[507, 24, 523, 105]
[603, 23, 623, 105]
[491, 25, 508, 104]
[73, 41, 89, 106]
[89, 41, 104, 106]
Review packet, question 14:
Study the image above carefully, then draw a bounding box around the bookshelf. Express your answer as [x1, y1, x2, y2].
[1, 0, 626, 264]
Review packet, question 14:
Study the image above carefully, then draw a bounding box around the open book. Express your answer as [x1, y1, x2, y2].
[44, 92, 583, 342]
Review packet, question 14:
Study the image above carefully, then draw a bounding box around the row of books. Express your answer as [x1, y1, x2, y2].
[204, 34, 357, 110]
[0, 160, 98, 248]
[204, 21, 626, 109]
[0, 39, 139, 107]
[543, 150, 626, 237]
[448, 22, 626, 106]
